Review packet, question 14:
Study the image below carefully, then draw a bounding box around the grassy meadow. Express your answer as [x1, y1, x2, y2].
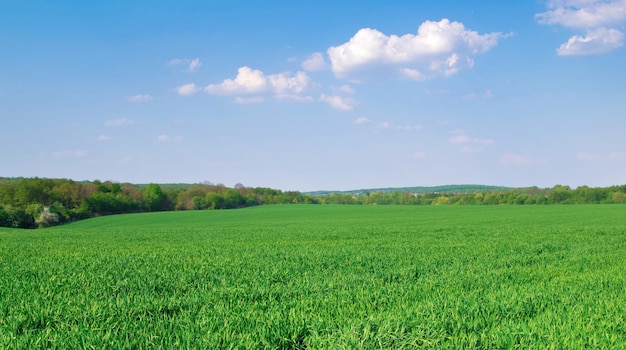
[1, 205, 625, 348]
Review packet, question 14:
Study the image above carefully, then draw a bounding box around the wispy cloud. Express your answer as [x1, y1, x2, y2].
[500, 152, 544, 166]
[97, 134, 111, 141]
[233, 96, 265, 104]
[413, 151, 427, 160]
[352, 117, 422, 131]
[448, 130, 494, 152]
[48, 150, 88, 158]
[536, 0, 626, 55]
[169, 57, 202, 72]
[105, 118, 136, 127]
[577, 151, 626, 161]
[327, 19, 507, 81]
[127, 94, 153, 103]
[176, 83, 201, 96]
[302, 52, 329, 71]
[157, 134, 183, 142]
[353, 117, 369, 125]
[320, 94, 358, 111]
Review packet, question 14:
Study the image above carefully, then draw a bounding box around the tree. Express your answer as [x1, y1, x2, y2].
[143, 184, 164, 211]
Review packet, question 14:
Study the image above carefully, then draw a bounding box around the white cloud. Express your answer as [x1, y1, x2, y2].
[500, 153, 540, 166]
[169, 57, 202, 72]
[610, 151, 626, 160]
[396, 125, 422, 131]
[577, 151, 604, 161]
[353, 117, 369, 124]
[188, 58, 201, 72]
[97, 134, 111, 141]
[331, 84, 355, 94]
[537, 0, 626, 28]
[233, 96, 265, 104]
[105, 118, 135, 127]
[157, 134, 182, 142]
[578, 151, 626, 161]
[448, 130, 494, 146]
[413, 151, 427, 160]
[327, 19, 505, 81]
[176, 83, 201, 96]
[320, 94, 358, 111]
[168, 58, 185, 65]
[352, 117, 421, 131]
[556, 27, 624, 55]
[302, 52, 329, 71]
[127, 94, 153, 103]
[275, 94, 314, 103]
[537, 0, 626, 55]
[205, 66, 311, 96]
[49, 150, 88, 158]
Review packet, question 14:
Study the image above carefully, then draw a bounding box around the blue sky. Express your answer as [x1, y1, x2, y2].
[1, 0, 625, 191]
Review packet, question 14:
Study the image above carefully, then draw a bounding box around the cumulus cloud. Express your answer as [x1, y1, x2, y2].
[302, 52, 329, 71]
[176, 83, 201, 96]
[537, 0, 626, 55]
[169, 57, 202, 72]
[105, 118, 136, 127]
[320, 94, 358, 111]
[556, 27, 624, 55]
[97, 134, 111, 141]
[353, 117, 369, 124]
[205, 66, 311, 97]
[326, 19, 505, 81]
[127, 94, 153, 103]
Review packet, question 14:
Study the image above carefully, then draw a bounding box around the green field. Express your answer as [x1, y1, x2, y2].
[1, 205, 625, 348]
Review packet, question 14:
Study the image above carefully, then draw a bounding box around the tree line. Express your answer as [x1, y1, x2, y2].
[0, 177, 625, 229]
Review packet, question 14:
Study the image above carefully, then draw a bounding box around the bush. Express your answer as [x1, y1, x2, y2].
[35, 207, 60, 228]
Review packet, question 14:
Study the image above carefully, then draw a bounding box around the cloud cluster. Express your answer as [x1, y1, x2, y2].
[327, 19, 505, 81]
[536, 0, 626, 55]
[205, 66, 311, 99]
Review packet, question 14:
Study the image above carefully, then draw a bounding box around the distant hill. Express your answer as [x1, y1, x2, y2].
[306, 184, 513, 196]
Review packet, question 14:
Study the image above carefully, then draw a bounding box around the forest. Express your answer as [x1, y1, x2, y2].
[1, 177, 625, 229]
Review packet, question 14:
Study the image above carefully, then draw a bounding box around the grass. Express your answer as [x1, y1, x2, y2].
[1, 205, 625, 348]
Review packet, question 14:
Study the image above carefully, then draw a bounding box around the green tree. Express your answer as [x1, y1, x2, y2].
[143, 184, 164, 211]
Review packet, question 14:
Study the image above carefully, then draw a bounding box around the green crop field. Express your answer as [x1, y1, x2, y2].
[1, 205, 625, 348]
